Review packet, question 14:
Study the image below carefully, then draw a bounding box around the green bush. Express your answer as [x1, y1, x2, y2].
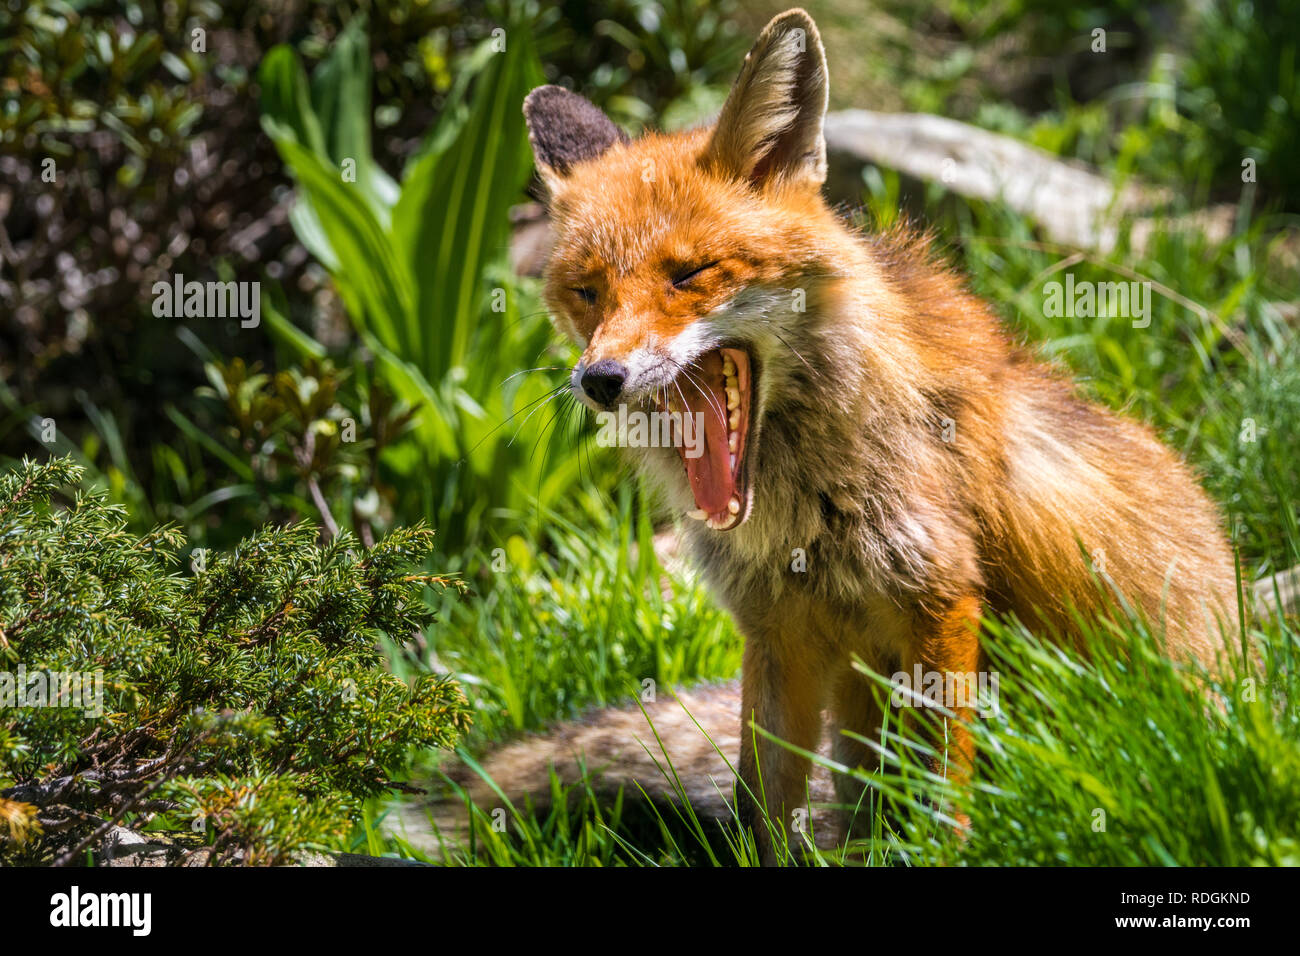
[0, 456, 469, 865]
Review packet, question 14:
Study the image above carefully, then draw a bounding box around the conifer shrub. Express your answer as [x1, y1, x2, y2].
[0, 456, 469, 865]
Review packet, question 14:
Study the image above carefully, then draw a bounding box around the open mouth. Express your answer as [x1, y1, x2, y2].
[657, 346, 754, 531]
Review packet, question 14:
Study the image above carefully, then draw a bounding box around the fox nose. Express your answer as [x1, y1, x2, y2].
[580, 360, 628, 406]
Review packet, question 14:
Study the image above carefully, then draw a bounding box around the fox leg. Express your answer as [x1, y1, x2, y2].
[736, 633, 826, 865]
[900, 594, 983, 807]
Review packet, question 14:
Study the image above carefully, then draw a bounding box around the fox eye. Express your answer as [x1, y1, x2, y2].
[671, 261, 719, 289]
[569, 286, 597, 304]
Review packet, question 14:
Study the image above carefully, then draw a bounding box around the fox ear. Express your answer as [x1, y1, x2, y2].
[704, 8, 828, 188]
[523, 85, 628, 195]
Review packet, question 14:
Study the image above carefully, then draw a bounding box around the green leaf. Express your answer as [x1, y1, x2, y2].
[392, 29, 544, 381]
[257, 44, 326, 157]
[264, 122, 415, 357]
[309, 15, 399, 221]
[261, 284, 327, 361]
[164, 404, 255, 481]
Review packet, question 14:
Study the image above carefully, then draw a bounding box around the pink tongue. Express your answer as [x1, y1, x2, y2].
[677, 351, 733, 517]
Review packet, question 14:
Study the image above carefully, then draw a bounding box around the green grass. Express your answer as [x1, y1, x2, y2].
[423, 486, 743, 744]
[925, 613, 1300, 866]
[374, 591, 1299, 867]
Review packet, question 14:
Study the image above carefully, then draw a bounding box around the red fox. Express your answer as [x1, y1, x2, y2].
[497, 8, 1238, 862]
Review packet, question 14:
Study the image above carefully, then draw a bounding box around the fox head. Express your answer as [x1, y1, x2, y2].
[525, 9, 858, 532]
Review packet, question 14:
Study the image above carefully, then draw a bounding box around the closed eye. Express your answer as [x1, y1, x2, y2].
[569, 286, 597, 304]
[671, 261, 719, 289]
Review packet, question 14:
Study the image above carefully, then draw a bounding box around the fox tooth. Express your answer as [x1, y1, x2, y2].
[729, 453, 736, 470]
[729, 409, 740, 430]
[726, 386, 739, 410]
[723, 356, 736, 376]
[728, 432, 738, 452]
[728, 497, 741, 515]
[687, 509, 708, 520]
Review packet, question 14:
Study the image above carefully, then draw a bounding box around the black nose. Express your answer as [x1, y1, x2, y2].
[580, 360, 628, 406]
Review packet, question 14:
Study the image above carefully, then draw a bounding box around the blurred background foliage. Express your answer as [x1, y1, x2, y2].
[3, 0, 1297, 560]
[1, 0, 1299, 862]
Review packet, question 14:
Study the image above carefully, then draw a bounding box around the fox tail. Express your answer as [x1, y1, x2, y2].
[414, 679, 839, 857]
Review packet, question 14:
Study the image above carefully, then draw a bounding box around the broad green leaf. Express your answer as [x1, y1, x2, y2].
[392, 28, 543, 381]
[257, 44, 326, 157]
[401, 36, 500, 175]
[310, 15, 398, 222]
[265, 123, 414, 356]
